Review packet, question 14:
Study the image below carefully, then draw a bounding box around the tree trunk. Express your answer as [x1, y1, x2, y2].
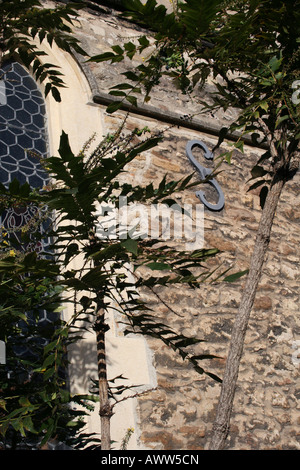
[95, 305, 113, 450]
[90, 229, 113, 450]
[209, 172, 286, 450]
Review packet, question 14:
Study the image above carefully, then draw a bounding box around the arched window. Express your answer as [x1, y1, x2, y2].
[0, 61, 49, 188]
[0, 62, 54, 366]
[0, 61, 51, 254]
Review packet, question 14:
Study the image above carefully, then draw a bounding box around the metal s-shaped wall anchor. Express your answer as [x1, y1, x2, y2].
[186, 139, 225, 211]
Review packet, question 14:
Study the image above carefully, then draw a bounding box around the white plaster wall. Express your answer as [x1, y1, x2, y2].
[35, 42, 157, 449]
[39, 43, 101, 156]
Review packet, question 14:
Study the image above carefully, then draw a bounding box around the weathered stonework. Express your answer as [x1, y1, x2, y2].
[43, 1, 299, 450]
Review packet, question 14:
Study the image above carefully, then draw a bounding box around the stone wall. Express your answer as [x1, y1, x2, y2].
[101, 110, 300, 450]
[47, 1, 299, 450]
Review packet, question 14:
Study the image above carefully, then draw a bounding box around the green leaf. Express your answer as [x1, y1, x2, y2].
[19, 182, 31, 197]
[124, 41, 136, 59]
[106, 100, 123, 114]
[275, 114, 289, 128]
[11, 418, 25, 436]
[44, 339, 58, 355]
[250, 165, 268, 179]
[138, 35, 150, 48]
[122, 71, 140, 81]
[43, 367, 56, 380]
[268, 55, 282, 72]
[126, 95, 138, 106]
[109, 90, 127, 97]
[111, 83, 134, 90]
[9, 179, 20, 195]
[42, 354, 56, 369]
[23, 251, 38, 267]
[40, 418, 55, 445]
[0, 399, 7, 411]
[234, 140, 244, 153]
[259, 101, 269, 111]
[223, 269, 249, 282]
[146, 262, 171, 270]
[90, 51, 118, 62]
[51, 86, 61, 102]
[23, 416, 37, 434]
[19, 396, 31, 407]
[121, 238, 138, 255]
[111, 44, 124, 55]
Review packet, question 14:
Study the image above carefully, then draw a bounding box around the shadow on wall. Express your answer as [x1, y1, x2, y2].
[67, 335, 98, 395]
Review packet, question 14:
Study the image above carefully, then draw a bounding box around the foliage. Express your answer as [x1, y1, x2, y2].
[0, 0, 227, 448]
[91, 0, 300, 197]
[3, 0, 296, 449]
[89, 0, 300, 449]
[0, 226, 99, 449]
[0, 0, 86, 101]
[41, 125, 224, 381]
[0, 0, 94, 449]
[0, 121, 231, 448]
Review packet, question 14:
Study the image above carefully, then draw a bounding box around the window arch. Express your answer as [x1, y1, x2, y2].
[0, 62, 54, 369]
[0, 61, 51, 255]
[0, 61, 49, 189]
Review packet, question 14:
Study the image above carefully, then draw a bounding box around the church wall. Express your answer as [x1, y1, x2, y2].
[41, 2, 300, 450]
[101, 109, 300, 450]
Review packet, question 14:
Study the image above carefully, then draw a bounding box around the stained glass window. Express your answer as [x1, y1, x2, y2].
[0, 62, 54, 361]
[0, 61, 49, 188]
[0, 62, 71, 451]
[0, 61, 51, 255]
